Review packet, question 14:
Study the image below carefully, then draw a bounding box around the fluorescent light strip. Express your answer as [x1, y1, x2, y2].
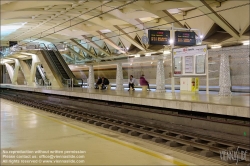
[211, 45, 221, 49]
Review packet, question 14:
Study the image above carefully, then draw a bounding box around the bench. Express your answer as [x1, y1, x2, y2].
[98, 84, 111, 90]
[133, 85, 148, 92]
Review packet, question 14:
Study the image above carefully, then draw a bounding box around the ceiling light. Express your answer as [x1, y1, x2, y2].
[20, 52, 36, 56]
[242, 40, 249, 45]
[211, 45, 221, 49]
[169, 39, 174, 44]
[18, 55, 27, 58]
[200, 35, 203, 39]
[145, 53, 151, 56]
[163, 50, 171, 54]
[134, 54, 140, 58]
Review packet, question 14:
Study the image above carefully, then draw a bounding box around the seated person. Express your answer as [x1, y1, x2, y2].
[95, 77, 102, 89]
[128, 75, 135, 91]
[140, 75, 151, 91]
[101, 77, 109, 90]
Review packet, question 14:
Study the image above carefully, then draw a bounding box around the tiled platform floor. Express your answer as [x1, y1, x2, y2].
[1, 99, 223, 166]
[1, 84, 249, 118]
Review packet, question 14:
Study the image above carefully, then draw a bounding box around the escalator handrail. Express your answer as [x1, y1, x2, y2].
[39, 43, 48, 50]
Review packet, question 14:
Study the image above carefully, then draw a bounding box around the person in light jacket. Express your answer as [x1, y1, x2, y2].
[140, 75, 151, 91]
[128, 75, 135, 91]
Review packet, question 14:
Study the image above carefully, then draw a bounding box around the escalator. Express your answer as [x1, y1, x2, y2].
[24, 59, 50, 86]
[40, 44, 82, 87]
[47, 50, 70, 80]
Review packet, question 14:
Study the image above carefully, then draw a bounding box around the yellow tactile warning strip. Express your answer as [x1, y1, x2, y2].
[4, 100, 189, 166]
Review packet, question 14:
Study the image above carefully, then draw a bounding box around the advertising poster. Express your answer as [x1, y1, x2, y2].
[185, 56, 193, 73]
[196, 55, 205, 74]
[174, 57, 182, 74]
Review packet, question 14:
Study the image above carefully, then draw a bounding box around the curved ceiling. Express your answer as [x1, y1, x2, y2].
[1, 0, 249, 61]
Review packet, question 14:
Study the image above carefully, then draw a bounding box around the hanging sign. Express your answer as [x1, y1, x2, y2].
[148, 30, 170, 45]
[175, 31, 196, 46]
[185, 56, 193, 73]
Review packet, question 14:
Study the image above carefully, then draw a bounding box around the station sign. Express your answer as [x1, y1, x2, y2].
[148, 30, 170, 45]
[175, 31, 196, 46]
[173, 45, 207, 57]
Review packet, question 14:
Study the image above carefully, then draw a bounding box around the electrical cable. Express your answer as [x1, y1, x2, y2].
[19, 0, 137, 45]
[17, 0, 218, 44]
[9, 1, 250, 49]
[12, 0, 113, 40]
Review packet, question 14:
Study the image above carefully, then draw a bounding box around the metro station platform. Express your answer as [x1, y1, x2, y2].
[1, 98, 221, 166]
[1, 84, 249, 118]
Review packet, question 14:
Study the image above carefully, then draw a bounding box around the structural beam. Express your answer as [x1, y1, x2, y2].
[95, 31, 126, 54]
[135, 1, 187, 28]
[70, 39, 97, 58]
[162, 10, 185, 28]
[186, 0, 240, 39]
[82, 35, 111, 57]
[114, 25, 146, 51]
[67, 46, 85, 59]
[78, 14, 141, 52]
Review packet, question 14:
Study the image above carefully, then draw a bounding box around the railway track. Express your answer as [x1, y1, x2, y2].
[1, 91, 249, 165]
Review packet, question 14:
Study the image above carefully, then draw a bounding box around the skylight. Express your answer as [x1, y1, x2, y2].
[1, 22, 27, 39]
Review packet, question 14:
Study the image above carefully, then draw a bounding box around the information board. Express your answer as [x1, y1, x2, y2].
[174, 57, 182, 74]
[196, 55, 205, 74]
[172, 45, 207, 77]
[175, 31, 196, 46]
[148, 30, 170, 45]
[185, 56, 193, 73]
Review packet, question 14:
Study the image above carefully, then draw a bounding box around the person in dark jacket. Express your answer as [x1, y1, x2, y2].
[95, 77, 102, 89]
[140, 75, 150, 91]
[101, 77, 109, 90]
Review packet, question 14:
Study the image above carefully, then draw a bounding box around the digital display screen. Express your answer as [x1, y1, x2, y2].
[175, 31, 196, 46]
[148, 30, 170, 45]
[9, 41, 18, 47]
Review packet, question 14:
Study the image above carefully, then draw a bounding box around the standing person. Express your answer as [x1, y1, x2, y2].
[140, 74, 151, 91]
[128, 75, 135, 91]
[101, 77, 109, 90]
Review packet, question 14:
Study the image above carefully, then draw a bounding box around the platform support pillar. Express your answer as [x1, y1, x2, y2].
[156, 59, 166, 92]
[116, 62, 123, 91]
[219, 53, 231, 96]
[29, 54, 42, 87]
[5, 63, 15, 84]
[12, 59, 21, 85]
[88, 65, 95, 89]
[170, 23, 175, 93]
[18, 59, 31, 85]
